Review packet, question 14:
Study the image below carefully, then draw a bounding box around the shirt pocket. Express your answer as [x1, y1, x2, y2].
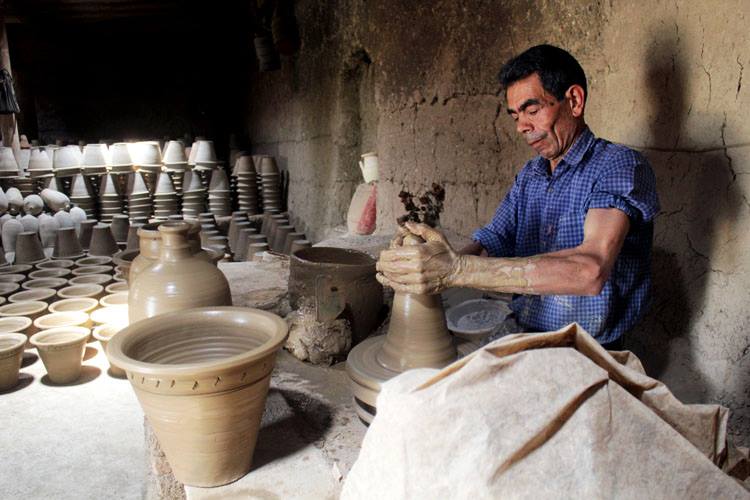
[553, 211, 585, 249]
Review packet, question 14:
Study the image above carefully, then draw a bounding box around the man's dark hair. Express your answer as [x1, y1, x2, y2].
[498, 44, 587, 102]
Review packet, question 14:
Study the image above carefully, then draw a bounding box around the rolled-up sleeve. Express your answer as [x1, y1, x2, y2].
[472, 176, 520, 257]
[586, 151, 660, 222]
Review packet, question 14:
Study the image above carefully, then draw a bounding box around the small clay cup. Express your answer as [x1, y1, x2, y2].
[0, 317, 32, 339]
[0, 333, 27, 390]
[77, 220, 98, 251]
[110, 215, 130, 243]
[49, 297, 99, 316]
[126, 223, 142, 251]
[57, 284, 105, 300]
[282, 232, 305, 255]
[34, 311, 89, 332]
[22, 278, 67, 291]
[0, 273, 26, 284]
[30, 326, 90, 384]
[36, 259, 75, 270]
[29, 268, 72, 280]
[0, 264, 32, 276]
[99, 292, 128, 308]
[69, 274, 112, 287]
[88, 224, 119, 256]
[105, 282, 129, 294]
[75, 255, 113, 268]
[90, 305, 128, 327]
[72, 265, 113, 277]
[107, 307, 288, 487]
[0, 300, 48, 337]
[53, 227, 85, 259]
[9, 288, 57, 304]
[92, 323, 126, 377]
[289, 240, 311, 253]
[0, 282, 20, 297]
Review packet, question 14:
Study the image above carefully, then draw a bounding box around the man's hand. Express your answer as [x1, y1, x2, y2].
[376, 222, 462, 294]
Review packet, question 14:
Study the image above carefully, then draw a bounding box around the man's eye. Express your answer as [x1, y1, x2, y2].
[528, 108, 539, 116]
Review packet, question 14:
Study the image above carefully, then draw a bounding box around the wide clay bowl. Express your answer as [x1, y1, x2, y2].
[0, 316, 32, 338]
[107, 306, 288, 487]
[92, 323, 126, 378]
[9, 288, 57, 304]
[57, 284, 105, 300]
[69, 274, 111, 287]
[99, 292, 128, 308]
[0, 282, 20, 297]
[0, 300, 48, 337]
[72, 265, 113, 277]
[0, 264, 32, 276]
[0, 333, 28, 390]
[0, 273, 26, 284]
[22, 278, 67, 291]
[49, 297, 98, 316]
[36, 259, 75, 270]
[74, 255, 112, 268]
[34, 311, 89, 332]
[29, 268, 72, 280]
[105, 282, 128, 294]
[29, 326, 90, 384]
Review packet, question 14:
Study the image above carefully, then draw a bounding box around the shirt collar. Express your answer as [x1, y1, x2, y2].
[530, 126, 595, 177]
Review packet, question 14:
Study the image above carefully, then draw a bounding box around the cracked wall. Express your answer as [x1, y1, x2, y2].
[246, 0, 750, 445]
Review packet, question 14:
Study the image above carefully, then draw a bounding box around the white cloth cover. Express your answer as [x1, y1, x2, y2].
[342, 323, 749, 499]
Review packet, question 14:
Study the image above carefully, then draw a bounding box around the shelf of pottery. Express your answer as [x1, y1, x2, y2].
[0, 140, 291, 224]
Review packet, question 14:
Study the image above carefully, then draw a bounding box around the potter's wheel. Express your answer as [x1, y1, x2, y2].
[347, 334, 476, 424]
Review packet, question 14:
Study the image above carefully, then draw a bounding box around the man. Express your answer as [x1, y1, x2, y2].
[377, 45, 660, 349]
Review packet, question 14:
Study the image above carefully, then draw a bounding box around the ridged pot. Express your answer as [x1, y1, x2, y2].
[129, 222, 231, 323]
[107, 307, 288, 487]
[30, 326, 90, 384]
[0, 333, 27, 390]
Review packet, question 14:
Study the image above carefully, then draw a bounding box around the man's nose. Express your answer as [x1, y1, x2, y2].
[516, 117, 532, 135]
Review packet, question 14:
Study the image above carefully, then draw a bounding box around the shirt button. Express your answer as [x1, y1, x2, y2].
[547, 187, 553, 193]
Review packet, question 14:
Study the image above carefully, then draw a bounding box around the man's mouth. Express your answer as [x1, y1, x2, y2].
[525, 132, 546, 147]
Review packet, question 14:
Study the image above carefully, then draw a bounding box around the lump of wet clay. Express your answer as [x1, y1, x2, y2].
[284, 307, 352, 365]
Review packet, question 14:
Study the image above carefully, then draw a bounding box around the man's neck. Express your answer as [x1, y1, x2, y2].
[548, 122, 586, 173]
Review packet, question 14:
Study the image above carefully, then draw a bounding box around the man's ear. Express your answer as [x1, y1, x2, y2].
[565, 84, 585, 117]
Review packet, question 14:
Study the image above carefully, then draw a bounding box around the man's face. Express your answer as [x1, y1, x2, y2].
[505, 73, 581, 165]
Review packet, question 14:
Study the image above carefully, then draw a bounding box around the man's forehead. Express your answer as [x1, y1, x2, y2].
[506, 73, 548, 111]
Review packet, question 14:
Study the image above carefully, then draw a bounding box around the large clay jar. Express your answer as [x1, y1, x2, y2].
[130, 222, 164, 282]
[29, 326, 90, 384]
[107, 306, 288, 487]
[289, 247, 383, 345]
[0, 333, 27, 390]
[129, 222, 232, 323]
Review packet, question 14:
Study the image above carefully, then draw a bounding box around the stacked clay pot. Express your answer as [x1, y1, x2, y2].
[128, 221, 231, 323]
[107, 306, 288, 487]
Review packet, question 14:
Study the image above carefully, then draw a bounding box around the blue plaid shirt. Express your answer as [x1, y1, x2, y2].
[473, 127, 660, 343]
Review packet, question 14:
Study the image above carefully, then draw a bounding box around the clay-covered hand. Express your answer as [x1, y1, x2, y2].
[376, 222, 463, 294]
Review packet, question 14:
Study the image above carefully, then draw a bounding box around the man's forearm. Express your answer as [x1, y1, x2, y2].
[458, 241, 485, 256]
[452, 251, 605, 296]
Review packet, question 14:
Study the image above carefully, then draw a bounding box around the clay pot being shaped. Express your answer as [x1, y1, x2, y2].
[92, 323, 126, 377]
[53, 227, 85, 259]
[30, 326, 89, 384]
[88, 224, 119, 257]
[77, 220, 98, 251]
[40, 189, 71, 212]
[14, 232, 47, 265]
[129, 222, 232, 323]
[107, 306, 288, 487]
[0, 333, 27, 390]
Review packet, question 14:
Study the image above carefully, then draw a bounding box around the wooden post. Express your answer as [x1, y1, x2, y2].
[0, 6, 20, 162]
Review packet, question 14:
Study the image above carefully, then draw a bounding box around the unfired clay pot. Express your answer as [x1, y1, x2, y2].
[92, 323, 126, 377]
[130, 222, 164, 281]
[69, 274, 111, 287]
[30, 326, 90, 384]
[0, 282, 20, 297]
[36, 259, 75, 270]
[34, 311, 89, 331]
[57, 284, 104, 300]
[88, 224, 119, 257]
[72, 265, 113, 277]
[75, 255, 112, 267]
[289, 247, 383, 345]
[49, 297, 98, 317]
[0, 273, 26, 283]
[0, 300, 48, 337]
[22, 278, 67, 291]
[0, 316, 32, 339]
[129, 222, 231, 323]
[0, 333, 27, 390]
[105, 282, 128, 294]
[9, 288, 57, 304]
[107, 307, 288, 487]
[29, 268, 71, 280]
[99, 292, 128, 308]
